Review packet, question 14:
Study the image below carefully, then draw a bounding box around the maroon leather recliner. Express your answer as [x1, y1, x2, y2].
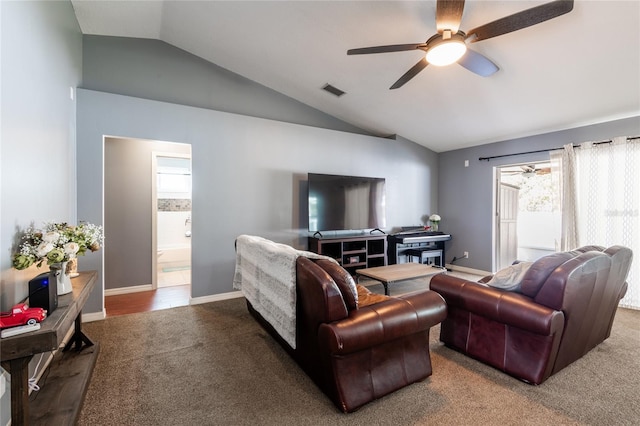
[430, 245, 632, 384]
[247, 257, 447, 412]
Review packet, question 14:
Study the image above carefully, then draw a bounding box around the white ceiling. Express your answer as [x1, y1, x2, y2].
[71, 0, 640, 153]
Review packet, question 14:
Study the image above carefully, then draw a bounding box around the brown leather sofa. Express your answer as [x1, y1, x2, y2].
[430, 245, 632, 385]
[247, 257, 447, 412]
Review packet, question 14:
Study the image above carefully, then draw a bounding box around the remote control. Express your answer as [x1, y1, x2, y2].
[1, 323, 41, 338]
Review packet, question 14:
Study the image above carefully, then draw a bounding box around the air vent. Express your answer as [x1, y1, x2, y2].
[322, 83, 346, 97]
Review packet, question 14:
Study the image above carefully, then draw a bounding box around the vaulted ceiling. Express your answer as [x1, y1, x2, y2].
[71, 1, 640, 152]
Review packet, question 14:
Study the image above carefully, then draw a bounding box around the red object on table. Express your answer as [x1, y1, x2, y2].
[0, 303, 46, 329]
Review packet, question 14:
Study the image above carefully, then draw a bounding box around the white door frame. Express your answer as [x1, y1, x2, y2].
[493, 167, 500, 272]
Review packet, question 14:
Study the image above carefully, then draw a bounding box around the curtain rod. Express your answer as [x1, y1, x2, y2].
[478, 136, 640, 162]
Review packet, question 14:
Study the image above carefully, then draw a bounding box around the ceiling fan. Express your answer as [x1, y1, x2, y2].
[347, 0, 574, 89]
[501, 164, 551, 176]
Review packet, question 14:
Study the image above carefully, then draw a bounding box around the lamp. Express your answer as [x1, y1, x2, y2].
[425, 30, 467, 66]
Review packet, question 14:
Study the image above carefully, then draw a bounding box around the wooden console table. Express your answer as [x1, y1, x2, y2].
[1, 271, 99, 426]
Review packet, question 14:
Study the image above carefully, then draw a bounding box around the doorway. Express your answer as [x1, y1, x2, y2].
[495, 162, 560, 270]
[152, 153, 192, 289]
[104, 137, 192, 315]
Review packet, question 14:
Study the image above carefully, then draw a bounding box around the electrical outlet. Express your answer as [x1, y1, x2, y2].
[463, 251, 469, 259]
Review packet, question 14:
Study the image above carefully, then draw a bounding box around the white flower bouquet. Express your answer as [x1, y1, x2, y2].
[12, 222, 104, 270]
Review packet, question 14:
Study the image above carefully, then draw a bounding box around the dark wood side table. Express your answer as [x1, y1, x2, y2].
[1, 271, 98, 426]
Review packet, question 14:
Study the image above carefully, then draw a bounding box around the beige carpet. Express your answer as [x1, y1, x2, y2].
[78, 290, 640, 425]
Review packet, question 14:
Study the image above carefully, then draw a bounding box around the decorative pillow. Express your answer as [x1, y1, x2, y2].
[356, 284, 390, 307]
[315, 259, 358, 310]
[486, 261, 533, 293]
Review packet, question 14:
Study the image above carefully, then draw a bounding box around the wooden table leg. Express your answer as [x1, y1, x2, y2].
[63, 312, 94, 352]
[357, 273, 390, 295]
[1, 356, 32, 426]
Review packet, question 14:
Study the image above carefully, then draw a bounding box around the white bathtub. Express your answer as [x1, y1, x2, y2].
[157, 210, 191, 271]
[158, 245, 191, 271]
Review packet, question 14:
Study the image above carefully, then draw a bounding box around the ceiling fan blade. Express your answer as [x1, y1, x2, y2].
[347, 44, 426, 55]
[466, 0, 574, 43]
[436, 0, 466, 34]
[457, 49, 499, 77]
[390, 58, 428, 90]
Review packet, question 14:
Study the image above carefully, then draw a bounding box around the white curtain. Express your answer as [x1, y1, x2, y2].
[575, 136, 640, 309]
[549, 143, 579, 251]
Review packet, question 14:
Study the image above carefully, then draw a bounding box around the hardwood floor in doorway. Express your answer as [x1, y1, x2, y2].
[105, 285, 190, 317]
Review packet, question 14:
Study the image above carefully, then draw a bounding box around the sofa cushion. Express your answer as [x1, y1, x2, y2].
[316, 259, 359, 310]
[485, 262, 533, 293]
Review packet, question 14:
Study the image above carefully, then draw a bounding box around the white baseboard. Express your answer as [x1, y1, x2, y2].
[82, 309, 106, 322]
[104, 284, 153, 296]
[190, 290, 243, 305]
[445, 264, 492, 277]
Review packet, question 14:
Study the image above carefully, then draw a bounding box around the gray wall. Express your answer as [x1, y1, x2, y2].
[78, 34, 437, 310]
[439, 116, 640, 273]
[0, 1, 82, 422]
[77, 89, 438, 312]
[82, 35, 370, 136]
[0, 1, 82, 308]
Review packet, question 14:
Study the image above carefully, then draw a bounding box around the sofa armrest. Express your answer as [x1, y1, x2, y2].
[430, 274, 564, 336]
[317, 290, 446, 356]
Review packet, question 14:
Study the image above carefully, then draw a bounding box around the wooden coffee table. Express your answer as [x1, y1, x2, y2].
[356, 263, 446, 295]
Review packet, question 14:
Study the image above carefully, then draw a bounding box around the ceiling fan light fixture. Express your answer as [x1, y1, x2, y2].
[425, 33, 467, 66]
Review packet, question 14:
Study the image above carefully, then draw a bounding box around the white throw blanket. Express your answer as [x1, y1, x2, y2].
[232, 235, 336, 349]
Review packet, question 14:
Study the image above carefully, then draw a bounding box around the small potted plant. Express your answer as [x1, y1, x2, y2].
[429, 214, 441, 232]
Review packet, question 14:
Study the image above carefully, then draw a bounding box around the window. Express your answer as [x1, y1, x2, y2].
[157, 157, 191, 199]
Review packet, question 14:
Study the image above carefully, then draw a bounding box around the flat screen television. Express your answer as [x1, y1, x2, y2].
[308, 173, 386, 233]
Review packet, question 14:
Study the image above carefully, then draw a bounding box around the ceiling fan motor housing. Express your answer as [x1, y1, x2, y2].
[425, 31, 467, 66]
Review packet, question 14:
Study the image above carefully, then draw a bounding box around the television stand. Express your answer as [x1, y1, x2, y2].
[308, 234, 387, 276]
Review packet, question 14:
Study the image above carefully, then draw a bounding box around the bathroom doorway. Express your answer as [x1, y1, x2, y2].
[152, 152, 192, 289]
